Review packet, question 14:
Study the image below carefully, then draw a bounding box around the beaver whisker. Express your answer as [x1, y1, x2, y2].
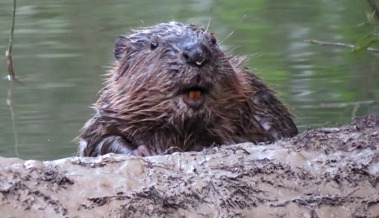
[205, 17, 212, 33]
[219, 31, 234, 46]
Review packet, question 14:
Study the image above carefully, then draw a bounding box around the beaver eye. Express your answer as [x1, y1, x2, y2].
[150, 40, 159, 50]
[210, 33, 217, 45]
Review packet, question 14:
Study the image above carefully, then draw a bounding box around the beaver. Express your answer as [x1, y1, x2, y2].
[77, 22, 298, 157]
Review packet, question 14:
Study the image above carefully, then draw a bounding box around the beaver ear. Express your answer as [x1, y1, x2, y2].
[114, 35, 129, 60]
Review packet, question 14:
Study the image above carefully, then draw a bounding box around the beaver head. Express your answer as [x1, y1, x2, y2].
[100, 22, 245, 135]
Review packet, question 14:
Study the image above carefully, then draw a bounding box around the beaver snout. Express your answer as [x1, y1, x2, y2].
[182, 42, 211, 67]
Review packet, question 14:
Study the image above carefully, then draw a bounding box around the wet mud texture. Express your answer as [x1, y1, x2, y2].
[0, 115, 378, 218]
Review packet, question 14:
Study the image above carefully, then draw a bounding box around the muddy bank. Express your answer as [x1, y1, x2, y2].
[0, 115, 378, 218]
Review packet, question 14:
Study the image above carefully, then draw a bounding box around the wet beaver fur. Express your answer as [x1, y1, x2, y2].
[77, 22, 298, 157]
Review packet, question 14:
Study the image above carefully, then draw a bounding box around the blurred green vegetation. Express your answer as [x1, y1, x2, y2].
[353, 7, 379, 52]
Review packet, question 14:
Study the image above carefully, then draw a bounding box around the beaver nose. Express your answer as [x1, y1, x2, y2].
[182, 42, 210, 67]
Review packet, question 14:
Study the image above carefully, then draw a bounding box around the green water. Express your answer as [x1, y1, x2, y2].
[0, 0, 378, 160]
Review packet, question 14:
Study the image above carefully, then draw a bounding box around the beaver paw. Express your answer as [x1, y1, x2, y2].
[132, 145, 157, 157]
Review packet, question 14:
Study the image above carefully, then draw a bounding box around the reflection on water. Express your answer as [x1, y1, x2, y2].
[0, 0, 378, 160]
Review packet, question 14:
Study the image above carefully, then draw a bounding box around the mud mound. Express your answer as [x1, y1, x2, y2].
[1, 115, 378, 217]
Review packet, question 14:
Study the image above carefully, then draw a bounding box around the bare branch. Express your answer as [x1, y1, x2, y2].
[303, 39, 379, 53]
[5, 0, 17, 81]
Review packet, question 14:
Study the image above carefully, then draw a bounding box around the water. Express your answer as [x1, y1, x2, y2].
[0, 0, 378, 160]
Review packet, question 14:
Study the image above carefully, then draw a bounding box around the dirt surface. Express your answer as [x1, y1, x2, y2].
[0, 115, 378, 218]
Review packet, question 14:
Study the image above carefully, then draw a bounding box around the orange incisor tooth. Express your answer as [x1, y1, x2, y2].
[188, 91, 201, 100]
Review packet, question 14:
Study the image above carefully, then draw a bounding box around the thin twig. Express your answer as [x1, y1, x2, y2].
[5, 0, 17, 81]
[367, 0, 379, 21]
[5, 0, 20, 157]
[303, 39, 379, 53]
[319, 100, 375, 108]
[7, 82, 19, 157]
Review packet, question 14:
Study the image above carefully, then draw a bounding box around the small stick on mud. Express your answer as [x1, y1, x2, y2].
[303, 39, 379, 53]
[5, 0, 17, 81]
